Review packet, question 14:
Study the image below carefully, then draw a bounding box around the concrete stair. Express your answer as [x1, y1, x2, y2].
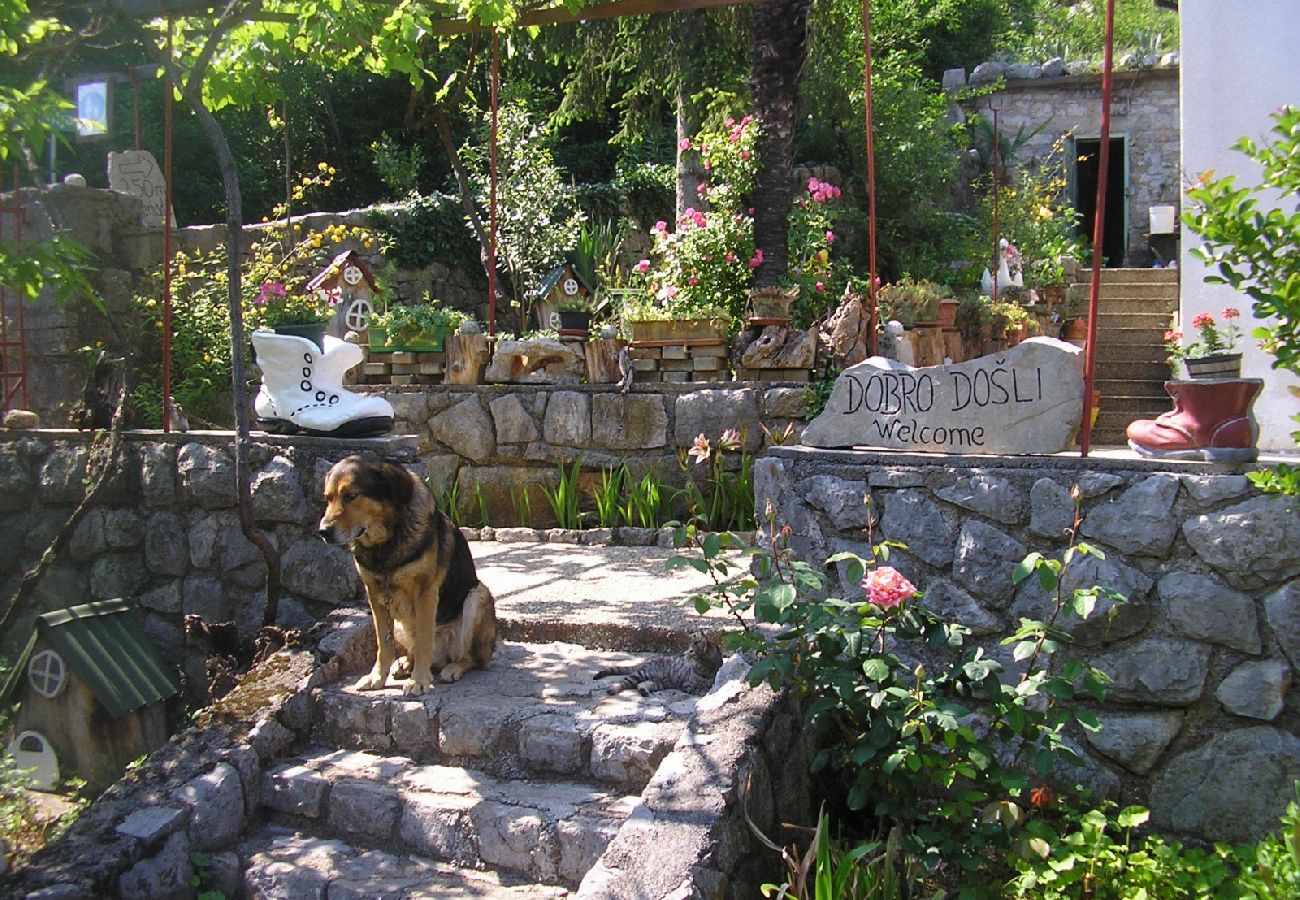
[1084, 268, 1179, 445]
[238, 639, 705, 896]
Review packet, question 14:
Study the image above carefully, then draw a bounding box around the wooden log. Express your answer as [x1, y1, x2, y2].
[585, 338, 624, 384]
[445, 333, 491, 385]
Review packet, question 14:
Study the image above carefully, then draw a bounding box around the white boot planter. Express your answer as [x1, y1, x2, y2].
[252, 331, 394, 437]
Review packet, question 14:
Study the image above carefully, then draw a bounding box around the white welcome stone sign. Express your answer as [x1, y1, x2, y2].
[802, 337, 1085, 455]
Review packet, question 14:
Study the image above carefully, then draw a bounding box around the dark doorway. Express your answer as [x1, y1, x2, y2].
[1074, 137, 1127, 267]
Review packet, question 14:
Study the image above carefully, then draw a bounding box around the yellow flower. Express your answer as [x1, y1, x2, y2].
[318, 162, 328, 172]
[146, 298, 157, 308]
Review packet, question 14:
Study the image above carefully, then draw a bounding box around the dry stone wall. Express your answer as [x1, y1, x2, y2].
[757, 445, 1299, 844]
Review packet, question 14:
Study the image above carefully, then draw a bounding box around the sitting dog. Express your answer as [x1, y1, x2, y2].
[318, 455, 496, 693]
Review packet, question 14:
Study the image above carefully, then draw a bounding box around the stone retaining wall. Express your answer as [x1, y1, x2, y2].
[367, 383, 809, 525]
[757, 446, 1299, 844]
[0, 430, 421, 690]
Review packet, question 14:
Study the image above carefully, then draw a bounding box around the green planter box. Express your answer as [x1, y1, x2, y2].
[368, 324, 447, 353]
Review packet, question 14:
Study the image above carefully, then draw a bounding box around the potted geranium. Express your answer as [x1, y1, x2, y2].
[1165, 307, 1243, 378]
[252, 279, 335, 350]
[368, 296, 469, 353]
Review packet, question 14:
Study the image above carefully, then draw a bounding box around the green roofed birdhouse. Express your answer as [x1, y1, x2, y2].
[535, 263, 594, 333]
[307, 249, 380, 337]
[2, 599, 180, 792]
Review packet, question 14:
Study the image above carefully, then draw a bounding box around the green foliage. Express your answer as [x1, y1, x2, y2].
[370, 132, 428, 199]
[370, 191, 482, 273]
[762, 812, 924, 900]
[369, 296, 469, 344]
[876, 276, 947, 326]
[675, 494, 1118, 876]
[542, 455, 586, 530]
[0, 700, 88, 870]
[1184, 106, 1300, 379]
[464, 100, 585, 328]
[677, 428, 755, 532]
[1233, 784, 1300, 899]
[1010, 803, 1237, 899]
[622, 465, 670, 529]
[592, 465, 625, 528]
[803, 363, 841, 421]
[1001, 0, 1179, 63]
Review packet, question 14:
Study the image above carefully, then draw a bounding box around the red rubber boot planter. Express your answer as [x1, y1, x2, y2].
[1126, 378, 1263, 462]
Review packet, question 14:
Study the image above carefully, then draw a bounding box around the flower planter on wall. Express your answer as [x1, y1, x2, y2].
[627, 319, 727, 344]
[368, 324, 447, 353]
[1184, 352, 1242, 379]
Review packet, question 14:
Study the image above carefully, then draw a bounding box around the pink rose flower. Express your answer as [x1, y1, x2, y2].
[679, 138, 691, 151]
[825, 230, 835, 243]
[635, 259, 651, 274]
[815, 281, 825, 292]
[654, 220, 667, 233]
[861, 566, 916, 610]
[688, 276, 699, 286]
[748, 248, 764, 269]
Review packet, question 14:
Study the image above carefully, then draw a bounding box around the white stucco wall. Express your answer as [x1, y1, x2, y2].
[1180, 0, 1300, 450]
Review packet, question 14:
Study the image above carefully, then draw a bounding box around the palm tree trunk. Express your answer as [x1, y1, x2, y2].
[749, 0, 811, 288]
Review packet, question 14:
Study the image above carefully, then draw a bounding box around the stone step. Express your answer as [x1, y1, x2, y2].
[1092, 360, 1174, 382]
[1096, 310, 1173, 330]
[1091, 326, 1172, 347]
[260, 748, 635, 888]
[1096, 267, 1180, 284]
[311, 640, 696, 791]
[239, 826, 571, 898]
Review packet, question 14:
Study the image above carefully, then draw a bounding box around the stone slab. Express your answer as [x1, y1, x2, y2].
[801, 338, 1084, 454]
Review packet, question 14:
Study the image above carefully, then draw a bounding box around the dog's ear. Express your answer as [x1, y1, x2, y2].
[374, 461, 415, 507]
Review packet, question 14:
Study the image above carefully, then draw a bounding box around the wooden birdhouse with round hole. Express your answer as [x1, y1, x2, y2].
[534, 263, 594, 332]
[307, 250, 380, 337]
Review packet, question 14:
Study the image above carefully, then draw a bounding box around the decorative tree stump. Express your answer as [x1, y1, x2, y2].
[446, 333, 492, 385]
[584, 338, 624, 384]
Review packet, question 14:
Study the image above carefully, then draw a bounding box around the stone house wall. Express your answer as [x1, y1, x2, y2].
[756, 445, 1299, 844]
[952, 61, 1181, 267]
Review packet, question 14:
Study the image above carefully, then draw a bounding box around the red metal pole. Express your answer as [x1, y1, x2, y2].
[1080, 0, 1116, 457]
[990, 102, 1001, 304]
[862, 0, 878, 355]
[487, 29, 499, 337]
[162, 16, 174, 432]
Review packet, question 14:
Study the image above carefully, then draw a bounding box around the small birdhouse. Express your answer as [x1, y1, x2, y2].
[2, 599, 180, 791]
[535, 263, 594, 331]
[307, 250, 380, 336]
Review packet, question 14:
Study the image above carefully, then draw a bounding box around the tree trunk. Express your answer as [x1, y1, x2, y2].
[749, 0, 811, 288]
[674, 10, 710, 218]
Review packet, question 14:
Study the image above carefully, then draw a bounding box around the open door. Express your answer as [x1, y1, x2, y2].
[1074, 136, 1128, 266]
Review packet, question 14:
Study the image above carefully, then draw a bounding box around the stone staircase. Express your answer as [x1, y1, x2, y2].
[238, 638, 700, 897]
[1087, 268, 1178, 445]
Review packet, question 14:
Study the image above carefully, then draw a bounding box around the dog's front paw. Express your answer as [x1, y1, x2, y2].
[402, 675, 434, 695]
[353, 670, 388, 691]
[439, 661, 472, 683]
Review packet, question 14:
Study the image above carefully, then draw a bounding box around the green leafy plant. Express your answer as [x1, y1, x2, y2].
[674, 490, 1118, 877]
[369, 296, 469, 346]
[677, 427, 755, 532]
[542, 455, 586, 529]
[1009, 803, 1237, 898]
[621, 464, 669, 529]
[510, 484, 533, 528]
[876, 276, 947, 326]
[803, 363, 841, 421]
[761, 811, 924, 900]
[592, 465, 625, 529]
[474, 483, 490, 528]
[1232, 783, 1300, 898]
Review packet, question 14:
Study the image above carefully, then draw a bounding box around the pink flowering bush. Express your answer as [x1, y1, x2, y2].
[631, 116, 760, 324]
[787, 175, 848, 316]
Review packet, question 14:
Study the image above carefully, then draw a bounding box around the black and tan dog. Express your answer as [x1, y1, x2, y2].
[318, 455, 496, 694]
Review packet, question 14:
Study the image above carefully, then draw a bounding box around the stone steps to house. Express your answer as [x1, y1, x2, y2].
[246, 637, 706, 893]
[1092, 360, 1174, 382]
[1096, 310, 1173, 331]
[258, 748, 633, 889]
[1091, 325, 1174, 348]
[309, 640, 695, 788]
[239, 826, 571, 898]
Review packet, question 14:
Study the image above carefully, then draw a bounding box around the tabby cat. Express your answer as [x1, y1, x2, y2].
[593, 635, 723, 696]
